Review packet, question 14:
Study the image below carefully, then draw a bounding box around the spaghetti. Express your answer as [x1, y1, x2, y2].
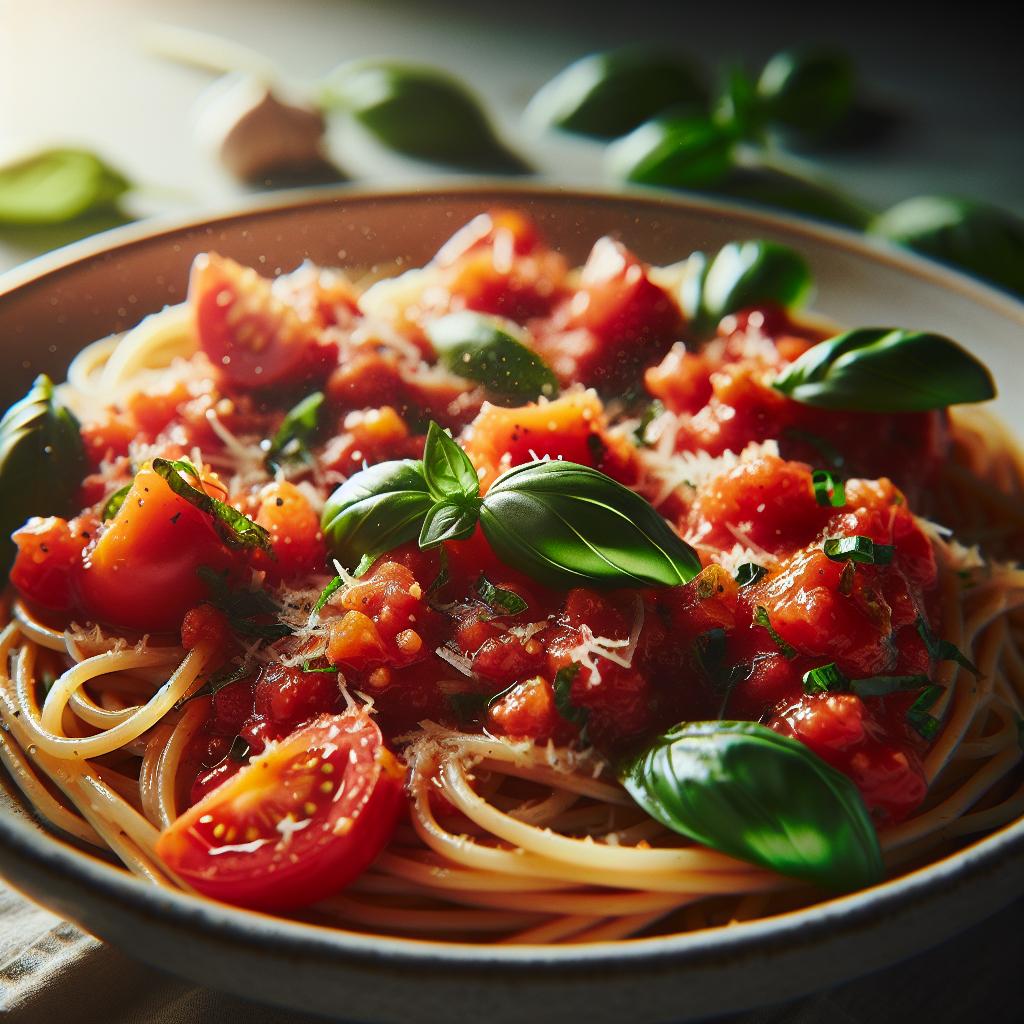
[1, 211, 1022, 944]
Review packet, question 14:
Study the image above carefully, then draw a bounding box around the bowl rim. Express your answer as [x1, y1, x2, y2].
[1, 181, 1022, 973]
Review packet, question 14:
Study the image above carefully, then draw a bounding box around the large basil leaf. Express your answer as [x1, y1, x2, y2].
[0, 375, 88, 571]
[526, 48, 706, 139]
[773, 328, 996, 412]
[425, 312, 559, 402]
[319, 62, 525, 171]
[0, 148, 130, 226]
[422, 421, 481, 501]
[479, 459, 701, 589]
[869, 196, 1024, 298]
[682, 240, 813, 338]
[321, 459, 434, 569]
[606, 115, 735, 190]
[620, 720, 883, 890]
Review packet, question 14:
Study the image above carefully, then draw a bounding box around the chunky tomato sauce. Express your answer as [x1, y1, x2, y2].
[11, 209, 950, 828]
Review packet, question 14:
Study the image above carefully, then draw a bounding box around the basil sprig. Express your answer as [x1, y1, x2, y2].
[525, 48, 706, 139]
[321, 458, 434, 570]
[773, 328, 996, 412]
[319, 62, 525, 171]
[267, 391, 324, 471]
[680, 240, 812, 339]
[320, 423, 701, 588]
[0, 375, 88, 572]
[620, 720, 884, 890]
[151, 459, 271, 553]
[425, 312, 559, 401]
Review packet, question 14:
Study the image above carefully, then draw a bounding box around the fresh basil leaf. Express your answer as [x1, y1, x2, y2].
[0, 374, 88, 572]
[151, 458, 271, 553]
[321, 459, 434, 570]
[525, 48, 706, 139]
[683, 240, 813, 338]
[425, 312, 559, 401]
[620, 720, 884, 890]
[0, 148, 130, 226]
[311, 575, 346, 617]
[476, 574, 528, 616]
[906, 684, 945, 740]
[301, 659, 341, 674]
[319, 62, 526, 171]
[101, 484, 132, 522]
[757, 49, 855, 144]
[916, 615, 981, 678]
[869, 196, 1024, 298]
[606, 114, 735, 190]
[418, 499, 480, 549]
[773, 328, 996, 412]
[823, 536, 893, 565]
[753, 605, 797, 658]
[553, 663, 589, 736]
[422, 421, 481, 501]
[479, 459, 702, 589]
[812, 469, 846, 508]
[802, 662, 846, 694]
[267, 391, 324, 469]
[633, 399, 665, 447]
[734, 562, 768, 588]
[850, 674, 931, 698]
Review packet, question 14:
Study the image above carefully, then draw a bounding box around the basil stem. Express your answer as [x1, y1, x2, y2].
[681, 240, 812, 339]
[606, 115, 735, 191]
[525, 48, 706, 139]
[319, 62, 526, 171]
[0, 148, 130, 226]
[151, 458, 271, 553]
[0, 374, 88, 572]
[869, 196, 1024, 298]
[479, 458, 702, 589]
[773, 328, 996, 412]
[620, 720, 884, 890]
[425, 312, 559, 402]
[320, 459, 434, 571]
[267, 391, 324, 470]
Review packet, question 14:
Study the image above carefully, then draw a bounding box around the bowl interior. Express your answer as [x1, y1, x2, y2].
[2, 184, 1022, 1023]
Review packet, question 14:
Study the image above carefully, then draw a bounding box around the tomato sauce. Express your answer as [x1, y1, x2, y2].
[9, 209, 953, 828]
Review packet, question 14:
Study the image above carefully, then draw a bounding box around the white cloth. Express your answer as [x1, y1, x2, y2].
[2, 880, 1022, 1023]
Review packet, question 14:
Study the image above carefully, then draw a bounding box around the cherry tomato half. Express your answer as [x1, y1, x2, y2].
[155, 710, 405, 910]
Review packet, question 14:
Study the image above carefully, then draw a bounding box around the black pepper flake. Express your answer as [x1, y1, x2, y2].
[275, 497, 284, 507]
[170, 512, 181, 524]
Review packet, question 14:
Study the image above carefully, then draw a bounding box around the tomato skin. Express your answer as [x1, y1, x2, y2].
[191, 253, 336, 390]
[75, 465, 234, 633]
[157, 710, 405, 910]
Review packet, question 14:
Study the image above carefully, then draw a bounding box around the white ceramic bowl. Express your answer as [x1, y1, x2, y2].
[1, 185, 1022, 1023]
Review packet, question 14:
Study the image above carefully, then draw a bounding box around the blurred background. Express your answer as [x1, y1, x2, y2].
[1, 0, 1022, 288]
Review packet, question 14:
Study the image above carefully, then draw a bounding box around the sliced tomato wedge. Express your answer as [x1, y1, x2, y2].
[156, 710, 405, 910]
[190, 252, 323, 389]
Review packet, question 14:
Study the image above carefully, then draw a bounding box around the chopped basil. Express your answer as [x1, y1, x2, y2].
[906, 684, 945, 740]
[446, 691, 490, 722]
[838, 561, 856, 596]
[753, 605, 797, 658]
[476, 574, 528, 616]
[812, 469, 846, 508]
[620, 720, 883, 890]
[100, 483, 132, 521]
[850, 674, 931, 698]
[734, 562, 768, 587]
[152, 458, 272, 553]
[633, 399, 666, 447]
[823, 536, 893, 565]
[553, 663, 589, 739]
[802, 662, 846, 694]
[301, 659, 340, 674]
[916, 615, 981, 678]
[174, 662, 251, 710]
[312, 575, 346, 617]
[197, 566, 292, 641]
[267, 391, 324, 470]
